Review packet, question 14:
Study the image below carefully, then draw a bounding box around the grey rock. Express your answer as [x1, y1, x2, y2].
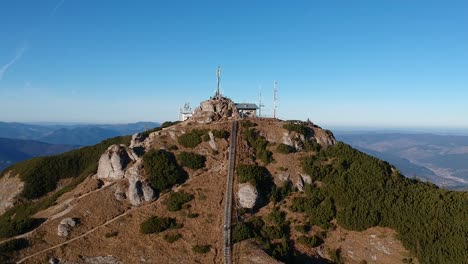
[97, 145, 133, 180]
[296, 176, 304, 192]
[238, 183, 258, 209]
[57, 218, 77, 237]
[126, 162, 155, 206]
[208, 131, 217, 151]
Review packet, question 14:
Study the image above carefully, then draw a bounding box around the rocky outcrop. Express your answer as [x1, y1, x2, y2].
[97, 145, 133, 180]
[238, 183, 258, 209]
[282, 132, 304, 151]
[130, 133, 146, 148]
[313, 128, 336, 147]
[57, 218, 77, 237]
[191, 97, 240, 124]
[0, 171, 24, 215]
[126, 162, 155, 206]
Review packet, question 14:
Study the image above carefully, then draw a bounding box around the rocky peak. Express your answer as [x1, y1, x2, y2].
[191, 97, 240, 124]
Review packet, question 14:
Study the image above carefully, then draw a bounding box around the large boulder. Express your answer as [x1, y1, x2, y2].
[126, 162, 155, 206]
[97, 145, 133, 180]
[238, 183, 258, 209]
[57, 218, 77, 237]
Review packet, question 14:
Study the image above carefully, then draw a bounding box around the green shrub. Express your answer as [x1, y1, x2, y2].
[161, 121, 180, 128]
[104, 231, 118, 238]
[276, 144, 296, 154]
[283, 123, 308, 136]
[164, 233, 182, 243]
[143, 149, 187, 192]
[165, 191, 193, 212]
[140, 216, 180, 234]
[212, 129, 230, 139]
[236, 164, 270, 186]
[241, 120, 257, 128]
[233, 216, 265, 243]
[187, 213, 199, 218]
[0, 217, 44, 238]
[243, 128, 273, 164]
[294, 224, 310, 234]
[192, 244, 211, 254]
[177, 129, 208, 148]
[328, 248, 344, 264]
[0, 238, 29, 254]
[266, 207, 286, 225]
[269, 182, 292, 203]
[297, 235, 321, 248]
[177, 152, 206, 170]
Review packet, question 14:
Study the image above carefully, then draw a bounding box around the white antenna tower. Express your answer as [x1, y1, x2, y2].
[216, 66, 221, 99]
[258, 84, 265, 117]
[273, 80, 278, 119]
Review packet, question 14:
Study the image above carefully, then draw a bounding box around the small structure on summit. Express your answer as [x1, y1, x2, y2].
[235, 103, 258, 118]
[179, 103, 193, 121]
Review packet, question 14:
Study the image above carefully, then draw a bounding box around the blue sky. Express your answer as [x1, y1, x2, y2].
[0, 0, 467, 128]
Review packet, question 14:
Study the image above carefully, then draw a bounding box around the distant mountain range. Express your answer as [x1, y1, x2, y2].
[0, 121, 160, 171]
[0, 137, 78, 171]
[335, 132, 468, 190]
[0, 122, 160, 145]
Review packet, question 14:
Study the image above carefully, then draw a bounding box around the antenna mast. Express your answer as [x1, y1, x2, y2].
[258, 85, 265, 118]
[216, 66, 221, 99]
[273, 80, 278, 119]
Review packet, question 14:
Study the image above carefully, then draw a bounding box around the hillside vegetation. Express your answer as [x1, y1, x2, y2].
[297, 142, 467, 264]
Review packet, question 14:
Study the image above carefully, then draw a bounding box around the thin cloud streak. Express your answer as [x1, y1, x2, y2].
[0, 43, 28, 81]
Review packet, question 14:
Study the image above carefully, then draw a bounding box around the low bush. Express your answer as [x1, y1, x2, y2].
[140, 216, 180, 234]
[177, 129, 208, 148]
[269, 182, 293, 203]
[243, 128, 273, 164]
[276, 144, 296, 154]
[104, 231, 118, 238]
[165, 191, 193, 212]
[236, 164, 270, 187]
[294, 224, 310, 234]
[283, 123, 308, 136]
[143, 149, 187, 192]
[177, 152, 206, 170]
[296, 235, 321, 248]
[164, 233, 182, 243]
[0, 238, 29, 254]
[187, 213, 199, 218]
[212, 129, 230, 139]
[266, 207, 286, 226]
[192, 244, 211, 254]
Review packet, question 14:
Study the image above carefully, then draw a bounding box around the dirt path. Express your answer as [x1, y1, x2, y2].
[16, 183, 181, 264]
